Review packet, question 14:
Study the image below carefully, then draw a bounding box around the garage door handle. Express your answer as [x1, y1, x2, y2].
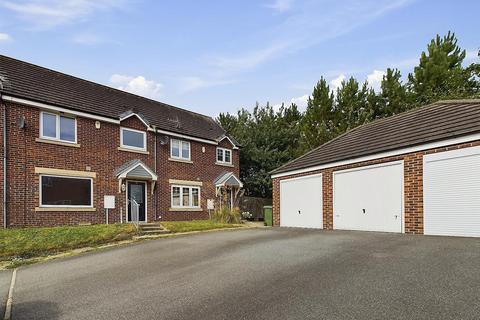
[362, 209, 366, 214]
[298, 210, 301, 214]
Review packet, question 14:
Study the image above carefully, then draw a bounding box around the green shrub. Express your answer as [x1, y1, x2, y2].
[211, 207, 242, 224]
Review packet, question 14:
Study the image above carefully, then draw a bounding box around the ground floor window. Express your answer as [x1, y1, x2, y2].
[40, 175, 93, 207]
[171, 185, 200, 208]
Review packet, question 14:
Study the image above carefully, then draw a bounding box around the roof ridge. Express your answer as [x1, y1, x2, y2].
[271, 100, 473, 175]
[0, 54, 216, 122]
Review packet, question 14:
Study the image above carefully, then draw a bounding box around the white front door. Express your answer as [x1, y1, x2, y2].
[424, 146, 480, 237]
[333, 162, 403, 233]
[280, 174, 323, 228]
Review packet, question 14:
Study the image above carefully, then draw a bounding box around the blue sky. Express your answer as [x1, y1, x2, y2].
[0, 0, 478, 117]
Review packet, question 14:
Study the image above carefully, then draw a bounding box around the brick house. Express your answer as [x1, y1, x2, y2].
[271, 100, 480, 237]
[0, 55, 242, 228]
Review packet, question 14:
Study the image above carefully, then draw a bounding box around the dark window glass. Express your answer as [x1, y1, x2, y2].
[41, 176, 92, 206]
[224, 150, 231, 163]
[60, 116, 75, 142]
[122, 129, 145, 149]
[217, 149, 223, 162]
[42, 113, 57, 138]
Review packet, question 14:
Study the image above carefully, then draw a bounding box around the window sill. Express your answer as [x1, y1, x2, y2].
[215, 162, 234, 167]
[35, 207, 96, 212]
[36, 138, 80, 148]
[168, 157, 193, 164]
[169, 207, 203, 212]
[118, 147, 149, 154]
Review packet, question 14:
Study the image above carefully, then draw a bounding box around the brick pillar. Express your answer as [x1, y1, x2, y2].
[272, 177, 280, 226]
[404, 153, 424, 234]
[322, 170, 333, 230]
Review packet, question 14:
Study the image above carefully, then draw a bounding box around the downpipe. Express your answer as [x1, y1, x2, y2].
[1, 93, 7, 229]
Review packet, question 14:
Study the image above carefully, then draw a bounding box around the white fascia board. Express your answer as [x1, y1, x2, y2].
[218, 135, 240, 149]
[2, 95, 119, 124]
[152, 128, 218, 145]
[119, 113, 149, 128]
[271, 132, 480, 179]
[3, 95, 222, 146]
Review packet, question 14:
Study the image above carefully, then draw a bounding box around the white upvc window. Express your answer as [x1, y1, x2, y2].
[170, 139, 191, 161]
[171, 185, 200, 208]
[216, 147, 232, 164]
[39, 175, 93, 208]
[120, 127, 147, 151]
[40, 111, 77, 143]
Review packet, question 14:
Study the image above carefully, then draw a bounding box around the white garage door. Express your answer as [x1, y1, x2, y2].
[280, 174, 323, 228]
[333, 162, 403, 233]
[424, 146, 480, 237]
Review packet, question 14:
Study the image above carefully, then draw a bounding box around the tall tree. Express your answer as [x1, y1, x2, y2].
[407, 31, 478, 104]
[335, 77, 371, 133]
[300, 78, 335, 150]
[379, 68, 409, 116]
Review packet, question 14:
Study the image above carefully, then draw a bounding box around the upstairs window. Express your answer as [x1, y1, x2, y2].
[216, 147, 232, 164]
[40, 112, 76, 143]
[170, 139, 191, 161]
[120, 128, 146, 151]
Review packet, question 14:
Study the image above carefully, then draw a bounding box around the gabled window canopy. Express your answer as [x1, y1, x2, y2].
[217, 134, 240, 149]
[119, 110, 150, 128]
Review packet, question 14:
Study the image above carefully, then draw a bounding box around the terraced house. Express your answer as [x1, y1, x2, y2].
[0, 55, 242, 228]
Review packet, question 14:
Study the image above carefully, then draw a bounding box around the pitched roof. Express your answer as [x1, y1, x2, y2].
[0, 55, 225, 141]
[272, 100, 480, 175]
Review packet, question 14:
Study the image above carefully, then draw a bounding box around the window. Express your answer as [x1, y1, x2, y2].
[40, 112, 76, 143]
[170, 139, 191, 160]
[120, 128, 146, 151]
[40, 175, 93, 207]
[216, 147, 232, 164]
[171, 185, 200, 208]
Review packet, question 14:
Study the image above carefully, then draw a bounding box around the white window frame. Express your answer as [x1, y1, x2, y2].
[120, 127, 147, 151]
[40, 111, 77, 144]
[171, 185, 201, 208]
[39, 174, 93, 208]
[170, 139, 191, 161]
[216, 147, 232, 164]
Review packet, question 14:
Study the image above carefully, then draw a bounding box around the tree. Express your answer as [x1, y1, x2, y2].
[379, 68, 409, 116]
[407, 31, 478, 104]
[217, 103, 303, 198]
[335, 77, 371, 133]
[299, 77, 335, 150]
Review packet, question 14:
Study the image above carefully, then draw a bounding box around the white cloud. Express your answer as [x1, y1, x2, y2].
[265, 0, 294, 13]
[273, 93, 309, 112]
[366, 70, 386, 92]
[330, 74, 346, 91]
[1, 0, 127, 29]
[465, 49, 479, 64]
[110, 74, 163, 100]
[0, 33, 11, 41]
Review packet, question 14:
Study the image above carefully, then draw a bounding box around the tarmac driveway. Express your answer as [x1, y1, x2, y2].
[4, 228, 480, 319]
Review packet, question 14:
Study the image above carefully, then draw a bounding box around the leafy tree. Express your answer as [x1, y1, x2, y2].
[407, 31, 478, 104]
[299, 78, 335, 150]
[217, 103, 302, 198]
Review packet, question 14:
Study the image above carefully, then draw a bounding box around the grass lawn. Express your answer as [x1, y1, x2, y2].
[160, 220, 243, 233]
[0, 224, 137, 261]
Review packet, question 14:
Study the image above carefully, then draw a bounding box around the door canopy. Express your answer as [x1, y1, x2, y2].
[115, 159, 157, 181]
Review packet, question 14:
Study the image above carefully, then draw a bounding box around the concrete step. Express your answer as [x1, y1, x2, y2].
[141, 229, 170, 235]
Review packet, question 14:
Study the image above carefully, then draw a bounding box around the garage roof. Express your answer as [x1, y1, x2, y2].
[272, 100, 480, 175]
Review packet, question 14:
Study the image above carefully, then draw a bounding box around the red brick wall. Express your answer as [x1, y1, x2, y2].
[0, 102, 239, 227]
[272, 140, 480, 234]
